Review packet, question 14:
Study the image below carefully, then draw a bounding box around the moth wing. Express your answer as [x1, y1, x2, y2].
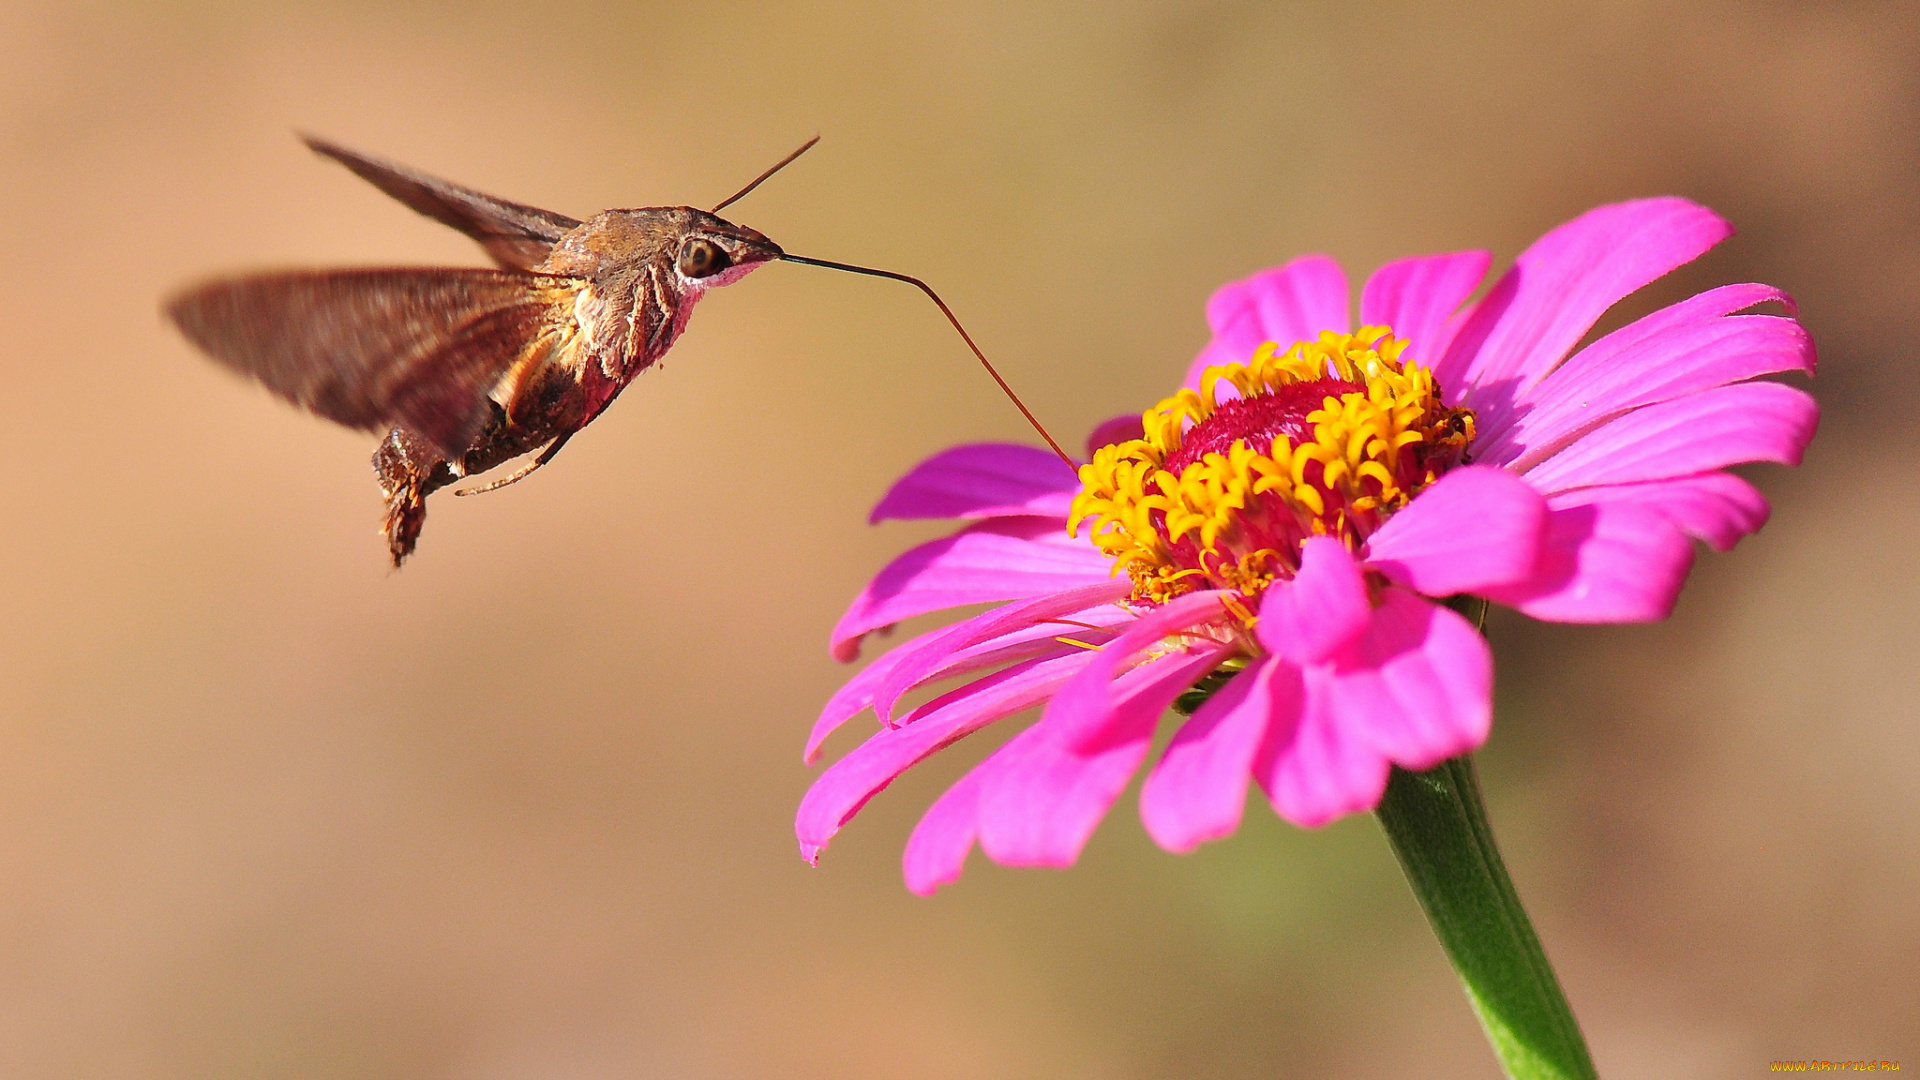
[167, 268, 586, 458]
[303, 135, 584, 271]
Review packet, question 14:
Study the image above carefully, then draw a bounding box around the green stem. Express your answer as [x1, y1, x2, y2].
[1174, 598, 1595, 1076]
[1374, 756, 1599, 1080]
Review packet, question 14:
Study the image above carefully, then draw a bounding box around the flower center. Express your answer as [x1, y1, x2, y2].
[1069, 327, 1474, 605]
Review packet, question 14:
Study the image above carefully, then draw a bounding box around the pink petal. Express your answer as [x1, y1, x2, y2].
[829, 519, 1114, 661]
[1183, 256, 1351, 388]
[1429, 291, 1487, 377]
[1435, 199, 1733, 430]
[1358, 251, 1492, 366]
[806, 607, 1130, 763]
[796, 650, 1097, 860]
[1556, 282, 1797, 367]
[1548, 472, 1769, 553]
[1258, 668, 1390, 828]
[870, 579, 1133, 722]
[977, 647, 1227, 868]
[1476, 284, 1812, 465]
[1481, 501, 1696, 623]
[811, 621, 954, 762]
[1323, 590, 1492, 770]
[1363, 466, 1547, 596]
[1487, 317, 1814, 472]
[1046, 590, 1233, 750]
[869, 442, 1080, 523]
[1519, 382, 1818, 495]
[1086, 414, 1145, 456]
[1256, 538, 1371, 664]
[901, 768, 984, 895]
[1139, 658, 1294, 853]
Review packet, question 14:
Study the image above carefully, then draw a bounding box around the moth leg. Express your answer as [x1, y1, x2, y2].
[452, 430, 575, 497]
[372, 427, 456, 567]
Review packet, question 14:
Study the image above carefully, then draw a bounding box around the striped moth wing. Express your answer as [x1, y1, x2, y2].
[166, 268, 586, 459]
[300, 136, 582, 271]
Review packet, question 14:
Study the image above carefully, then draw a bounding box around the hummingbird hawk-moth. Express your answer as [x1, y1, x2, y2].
[167, 135, 815, 566]
[168, 135, 1068, 566]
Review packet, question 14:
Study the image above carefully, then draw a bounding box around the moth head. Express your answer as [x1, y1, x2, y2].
[541, 207, 782, 291]
[672, 211, 783, 289]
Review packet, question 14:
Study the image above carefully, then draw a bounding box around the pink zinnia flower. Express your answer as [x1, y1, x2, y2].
[799, 198, 1817, 894]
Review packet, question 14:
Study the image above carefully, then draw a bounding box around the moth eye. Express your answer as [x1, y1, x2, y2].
[677, 238, 732, 279]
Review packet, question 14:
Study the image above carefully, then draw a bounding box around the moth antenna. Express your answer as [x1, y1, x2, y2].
[780, 253, 1074, 467]
[711, 135, 821, 214]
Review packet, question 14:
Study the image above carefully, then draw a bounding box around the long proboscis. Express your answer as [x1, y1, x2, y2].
[780, 253, 1073, 466]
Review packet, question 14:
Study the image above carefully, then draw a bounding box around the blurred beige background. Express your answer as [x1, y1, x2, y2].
[1, 2, 1913, 1077]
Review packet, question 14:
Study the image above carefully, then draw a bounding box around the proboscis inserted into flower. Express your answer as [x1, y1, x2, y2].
[798, 197, 1818, 895]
